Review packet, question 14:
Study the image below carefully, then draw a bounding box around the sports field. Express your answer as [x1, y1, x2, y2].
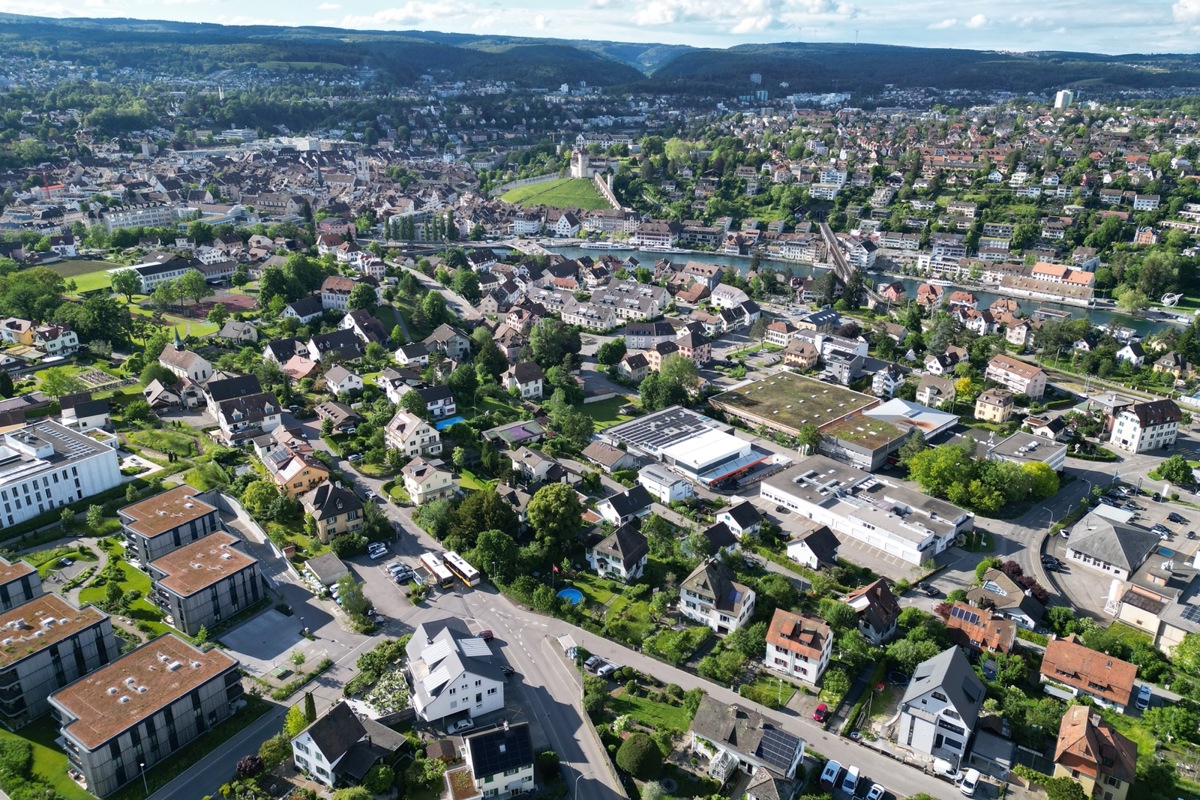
[45, 260, 114, 293]
[709, 372, 877, 434]
[501, 177, 610, 210]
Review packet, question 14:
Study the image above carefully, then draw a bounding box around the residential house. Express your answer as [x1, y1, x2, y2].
[401, 457, 457, 506]
[1109, 399, 1181, 453]
[300, 484, 364, 543]
[764, 609, 833, 686]
[416, 385, 457, 419]
[896, 646, 985, 763]
[1064, 514, 1158, 582]
[597, 485, 653, 526]
[307, 329, 363, 363]
[315, 401, 361, 434]
[638, 463, 693, 504]
[510, 447, 561, 485]
[159, 343, 213, 385]
[215, 392, 281, 442]
[845, 579, 901, 644]
[943, 602, 1017, 655]
[975, 389, 1015, 423]
[405, 619, 505, 722]
[618, 352, 651, 383]
[1040, 635, 1137, 713]
[689, 695, 806, 788]
[785, 524, 840, 570]
[783, 338, 819, 370]
[285, 295, 325, 323]
[764, 321, 798, 347]
[340, 309, 388, 346]
[580, 441, 638, 474]
[1116, 343, 1146, 368]
[292, 701, 407, 788]
[147, 532, 261, 637]
[395, 342, 430, 368]
[715, 502, 763, 539]
[680, 558, 756, 634]
[320, 275, 359, 311]
[917, 375, 956, 409]
[119, 485, 223, 567]
[447, 723, 535, 799]
[423, 324, 471, 361]
[384, 410, 442, 459]
[1053, 706, 1138, 800]
[59, 394, 110, 432]
[48, 636, 241, 798]
[324, 365, 364, 397]
[217, 320, 258, 345]
[966, 568, 1044, 630]
[584, 523, 649, 582]
[503, 362, 546, 400]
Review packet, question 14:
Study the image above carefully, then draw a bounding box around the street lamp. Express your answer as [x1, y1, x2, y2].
[139, 762, 148, 795]
[574, 769, 595, 798]
[1043, 506, 1056, 526]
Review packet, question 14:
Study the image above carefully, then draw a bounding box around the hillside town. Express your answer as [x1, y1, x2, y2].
[3, 48, 1200, 800]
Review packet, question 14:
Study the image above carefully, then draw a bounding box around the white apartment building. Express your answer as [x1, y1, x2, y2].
[1110, 399, 1181, 453]
[764, 609, 832, 687]
[0, 421, 122, 528]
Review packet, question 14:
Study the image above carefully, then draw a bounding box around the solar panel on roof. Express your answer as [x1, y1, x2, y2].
[950, 606, 981, 626]
[1181, 606, 1200, 624]
[756, 726, 800, 772]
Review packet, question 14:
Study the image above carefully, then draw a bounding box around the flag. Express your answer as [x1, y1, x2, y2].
[552, 564, 559, 573]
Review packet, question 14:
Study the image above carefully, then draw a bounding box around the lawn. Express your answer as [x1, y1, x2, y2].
[580, 396, 633, 430]
[182, 461, 231, 491]
[126, 427, 200, 457]
[608, 687, 694, 732]
[500, 177, 610, 211]
[476, 396, 523, 419]
[67, 269, 116, 294]
[128, 305, 220, 337]
[23, 544, 98, 579]
[603, 593, 655, 642]
[740, 672, 799, 709]
[0, 715, 94, 800]
[78, 559, 175, 638]
[567, 573, 618, 606]
[459, 469, 496, 492]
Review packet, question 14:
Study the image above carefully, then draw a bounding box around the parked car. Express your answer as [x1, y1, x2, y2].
[596, 661, 618, 678]
[1136, 684, 1152, 710]
[448, 719, 475, 734]
[500, 664, 515, 676]
[1040, 554, 1059, 566]
[840, 765, 861, 796]
[819, 761, 843, 791]
[348, 453, 364, 462]
[1097, 496, 1117, 507]
[933, 759, 962, 783]
[1188, 531, 1197, 540]
[1169, 512, 1187, 524]
[959, 769, 981, 797]
[584, 655, 602, 673]
[915, 582, 939, 597]
[478, 630, 494, 642]
[813, 703, 830, 723]
[864, 784, 886, 800]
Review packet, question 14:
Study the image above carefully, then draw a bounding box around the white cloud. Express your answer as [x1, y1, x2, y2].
[928, 17, 956, 29]
[1174, 0, 1200, 23]
[317, 3, 340, 9]
[340, 0, 474, 28]
[533, 12, 548, 29]
[964, 12, 987, 27]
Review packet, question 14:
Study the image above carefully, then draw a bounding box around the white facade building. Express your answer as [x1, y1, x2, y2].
[0, 421, 122, 528]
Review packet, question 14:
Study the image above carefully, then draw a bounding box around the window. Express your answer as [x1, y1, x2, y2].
[487, 687, 497, 695]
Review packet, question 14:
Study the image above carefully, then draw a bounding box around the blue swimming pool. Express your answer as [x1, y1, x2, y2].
[557, 587, 584, 605]
[434, 415, 467, 431]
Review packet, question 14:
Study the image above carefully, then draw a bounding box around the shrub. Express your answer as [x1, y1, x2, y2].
[536, 750, 561, 781]
[236, 755, 264, 779]
[615, 732, 662, 780]
[362, 764, 395, 794]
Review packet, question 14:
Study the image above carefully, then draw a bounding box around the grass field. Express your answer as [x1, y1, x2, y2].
[0, 715, 94, 800]
[501, 178, 610, 211]
[127, 427, 200, 457]
[78, 559, 175, 638]
[128, 305, 220, 336]
[579, 396, 633, 429]
[608, 687, 694, 732]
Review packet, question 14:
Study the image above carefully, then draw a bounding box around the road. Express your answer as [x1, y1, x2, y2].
[387, 259, 482, 323]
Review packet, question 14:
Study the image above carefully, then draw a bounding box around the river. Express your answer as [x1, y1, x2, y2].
[542, 244, 1183, 338]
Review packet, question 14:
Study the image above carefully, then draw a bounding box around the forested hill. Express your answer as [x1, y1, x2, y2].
[648, 42, 1200, 95]
[2, 12, 1200, 94]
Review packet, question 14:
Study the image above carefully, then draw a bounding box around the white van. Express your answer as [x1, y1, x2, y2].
[840, 765, 861, 796]
[820, 761, 843, 790]
[960, 769, 981, 797]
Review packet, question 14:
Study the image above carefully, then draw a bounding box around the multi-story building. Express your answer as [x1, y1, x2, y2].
[95, 203, 175, 232]
[0, 594, 116, 724]
[974, 388, 1015, 423]
[119, 486, 222, 567]
[764, 609, 832, 686]
[680, 558, 755, 634]
[0, 557, 43, 612]
[451, 723, 536, 799]
[896, 647, 985, 763]
[148, 532, 261, 637]
[1040, 635, 1136, 713]
[0, 421, 123, 528]
[1109, 399, 1181, 453]
[405, 619, 505, 722]
[1054, 706, 1138, 800]
[215, 392, 282, 442]
[384, 410, 443, 459]
[401, 457, 457, 506]
[985, 354, 1047, 399]
[638, 463, 693, 505]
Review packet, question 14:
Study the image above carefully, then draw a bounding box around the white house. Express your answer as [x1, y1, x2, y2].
[159, 337, 213, 384]
[764, 609, 833, 687]
[680, 558, 755, 634]
[385, 409, 443, 458]
[689, 695, 806, 787]
[896, 647, 985, 763]
[638, 463, 694, 505]
[324, 365, 364, 397]
[585, 523, 649, 583]
[406, 619, 505, 722]
[503, 362, 546, 400]
[1109, 399, 1181, 453]
[450, 723, 536, 799]
[715, 501, 762, 539]
[597, 485, 653, 526]
[401, 457, 457, 506]
[291, 702, 406, 787]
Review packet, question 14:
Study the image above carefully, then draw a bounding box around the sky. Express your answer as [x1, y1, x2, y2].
[4, 0, 1200, 55]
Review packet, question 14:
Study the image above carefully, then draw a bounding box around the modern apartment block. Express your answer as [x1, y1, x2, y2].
[49, 635, 242, 798]
[0, 557, 43, 612]
[0, 594, 116, 724]
[0, 421, 123, 528]
[119, 486, 223, 567]
[148, 532, 262, 637]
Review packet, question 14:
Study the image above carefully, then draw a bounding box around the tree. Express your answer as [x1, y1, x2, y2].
[235, 755, 264, 779]
[471, 529, 520, 583]
[596, 339, 627, 366]
[110, 269, 141, 302]
[822, 668, 850, 700]
[796, 423, 821, 455]
[207, 302, 229, 327]
[335, 575, 370, 619]
[818, 598, 859, 631]
[419, 291, 449, 328]
[1158, 453, 1193, 485]
[1172, 631, 1200, 674]
[451, 269, 481, 304]
[450, 492, 518, 549]
[1143, 706, 1200, 743]
[284, 703, 309, 737]
[749, 316, 768, 343]
[39, 366, 84, 399]
[331, 788, 373, 800]
[347, 283, 377, 312]
[241, 480, 279, 518]
[400, 390, 430, 419]
[659, 354, 699, 394]
[475, 338, 508, 380]
[0, 371, 12, 399]
[1045, 777, 1089, 800]
[258, 734, 291, 769]
[615, 732, 662, 780]
[1022, 462, 1060, 499]
[529, 318, 580, 368]
[258, 266, 289, 308]
[86, 504, 104, 528]
[1116, 288, 1150, 314]
[303, 691, 316, 724]
[177, 269, 213, 306]
[527, 483, 583, 555]
[362, 764, 395, 794]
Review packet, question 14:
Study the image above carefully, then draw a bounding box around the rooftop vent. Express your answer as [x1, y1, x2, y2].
[118, 696, 130, 704]
[106, 687, 117, 695]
